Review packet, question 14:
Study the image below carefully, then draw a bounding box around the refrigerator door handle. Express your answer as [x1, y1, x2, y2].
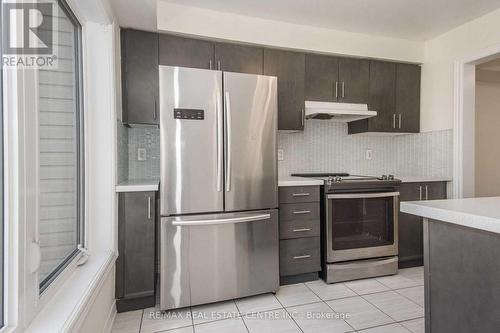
[225, 91, 232, 192]
[216, 91, 223, 192]
[172, 213, 271, 226]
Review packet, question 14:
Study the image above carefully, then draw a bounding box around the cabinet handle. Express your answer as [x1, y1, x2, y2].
[301, 108, 305, 127]
[292, 193, 310, 197]
[293, 228, 311, 232]
[153, 98, 157, 120]
[398, 114, 402, 129]
[217, 61, 221, 70]
[393, 114, 396, 129]
[147, 196, 152, 220]
[425, 185, 429, 200]
[335, 81, 338, 99]
[293, 210, 311, 215]
[293, 254, 311, 260]
[209, 60, 212, 70]
[419, 186, 422, 200]
[341, 81, 345, 98]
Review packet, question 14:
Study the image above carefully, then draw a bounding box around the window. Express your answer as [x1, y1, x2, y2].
[0, 1, 4, 327]
[36, 0, 83, 292]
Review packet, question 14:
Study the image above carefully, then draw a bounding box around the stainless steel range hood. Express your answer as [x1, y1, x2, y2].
[305, 101, 377, 122]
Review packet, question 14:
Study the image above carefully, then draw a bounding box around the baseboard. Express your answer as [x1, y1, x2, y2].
[398, 256, 423, 269]
[102, 300, 117, 333]
[280, 272, 319, 285]
[116, 295, 156, 313]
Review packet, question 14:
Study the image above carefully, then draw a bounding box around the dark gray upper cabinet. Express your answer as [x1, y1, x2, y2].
[305, 55, 369, 104]
[214, 43, 263, 74]
[338, 58, 369, 103]
[159, 34, 214, 69]
[264, 49, 305, 131]
[305, 54, 338, 102]
[349, 60, 421, 134]
[121, 29, 159, 125]
[348, 60, 396, 134]
[396, 64, 421, 133]
[116, 191, 156, 312]
[367, 60, 397, 131]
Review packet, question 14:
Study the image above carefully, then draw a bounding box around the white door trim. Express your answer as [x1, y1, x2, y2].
[453, 44, 500, 198]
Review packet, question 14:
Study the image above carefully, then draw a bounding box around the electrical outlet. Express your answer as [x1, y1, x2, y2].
[277, 149, 284, 161]
[365, 149, 373, 160]
[137, 148, 147, 161]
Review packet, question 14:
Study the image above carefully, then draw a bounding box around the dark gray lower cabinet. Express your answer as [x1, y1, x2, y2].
[279, 186, 321, 285]
[398, 181, 446, 268]
[116, 191, 156, 312]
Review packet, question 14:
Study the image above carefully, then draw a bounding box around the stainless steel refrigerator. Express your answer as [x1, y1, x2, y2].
[159, 66, 279, 310]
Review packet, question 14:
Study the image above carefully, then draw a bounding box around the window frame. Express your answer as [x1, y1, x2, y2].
[0, 0, 4, 328]
[37, 0, 85, 294]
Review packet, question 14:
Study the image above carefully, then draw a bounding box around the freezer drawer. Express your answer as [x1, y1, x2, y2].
[160, 209, 279, 310]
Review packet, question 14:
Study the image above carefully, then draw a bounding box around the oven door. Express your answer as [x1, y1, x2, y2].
[325, 191, 399, 263]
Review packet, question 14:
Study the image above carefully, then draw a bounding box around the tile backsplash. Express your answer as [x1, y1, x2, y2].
[116, 121, 128, 183]
[117, 123, 160, 182]
[277, 120, 453, 178]
[116, 120, 453, 182]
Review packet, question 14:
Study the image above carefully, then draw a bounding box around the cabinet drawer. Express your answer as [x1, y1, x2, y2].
[280, 219, 320, 240]
[280, 237, 320, 276]
[279, 186, 320, 204]
[279, 202, 320, 221]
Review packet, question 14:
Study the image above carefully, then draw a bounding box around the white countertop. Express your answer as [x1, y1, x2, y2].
[115, 179, 159, 192]
[400, 197, 500, 234]
[278, 176, 324, 187]
[396, 176, 452, 183]
[278, 175, 451, 187]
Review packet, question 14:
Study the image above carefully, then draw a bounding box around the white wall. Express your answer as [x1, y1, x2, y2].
[78, 268, 116, 333]
[422, 7, 500, 132]
[156, 1, 424, 63]
[84, 21, 117, 255]
[475, 80, 500, 197]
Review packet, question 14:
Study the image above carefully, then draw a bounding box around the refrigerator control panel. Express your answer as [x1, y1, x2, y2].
[174, 108, 204, 120]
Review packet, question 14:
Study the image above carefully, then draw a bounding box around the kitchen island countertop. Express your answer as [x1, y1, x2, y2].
[400, 196, 500, 234]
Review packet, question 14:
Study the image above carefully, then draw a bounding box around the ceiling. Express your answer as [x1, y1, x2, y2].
[110, 0, 500, 41]
[110, 0, 157, 32]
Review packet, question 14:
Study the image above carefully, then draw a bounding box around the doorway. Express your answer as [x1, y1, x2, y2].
[475, 59, 500, 197]
[453, 48, 500, 198]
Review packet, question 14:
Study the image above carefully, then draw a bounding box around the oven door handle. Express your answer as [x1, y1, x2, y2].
[327, 192, 400, 199]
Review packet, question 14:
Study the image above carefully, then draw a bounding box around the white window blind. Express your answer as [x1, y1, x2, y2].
[37, 1, 83, 289]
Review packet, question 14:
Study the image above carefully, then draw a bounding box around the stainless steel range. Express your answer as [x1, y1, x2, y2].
[292, 173, 401, 283]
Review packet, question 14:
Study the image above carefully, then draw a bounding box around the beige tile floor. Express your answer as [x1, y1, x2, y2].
[111, 266, 424, 333]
